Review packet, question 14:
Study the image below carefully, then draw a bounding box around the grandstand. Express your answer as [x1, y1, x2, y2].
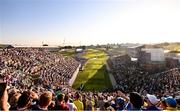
[0, 48, 80, 87]
[0, 47, 179, 110]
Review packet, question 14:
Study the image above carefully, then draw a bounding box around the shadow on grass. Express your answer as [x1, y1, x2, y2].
[83, 65, 112, 91]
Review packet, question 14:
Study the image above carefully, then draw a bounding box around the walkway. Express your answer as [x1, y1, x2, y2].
[105, 61, 117, 89]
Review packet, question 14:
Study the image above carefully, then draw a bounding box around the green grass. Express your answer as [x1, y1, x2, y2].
[72, 49, 112, 91]
[54, 50, 75, 57]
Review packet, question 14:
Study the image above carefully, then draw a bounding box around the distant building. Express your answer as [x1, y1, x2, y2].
[110, 54, 131, 66]
[138, 48, 165, 73]
[141, 48, 165, 62]
[127, 45, 144, 58]
[75, 48, 83, 53]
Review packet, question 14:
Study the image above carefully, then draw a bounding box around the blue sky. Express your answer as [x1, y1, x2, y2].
[1, 0, 180, 46]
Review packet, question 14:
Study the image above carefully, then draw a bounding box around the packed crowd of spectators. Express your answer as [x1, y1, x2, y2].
[107, 55, 180, 95]
[0, 86, 179, 110]
[0, 48, 80, 88]
[0, 48, 179, 110]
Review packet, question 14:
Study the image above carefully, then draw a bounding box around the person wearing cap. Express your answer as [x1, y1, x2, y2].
[116, 97, 125, 111]
[165, 97, 177, 110]
[145, 94, 160, 110]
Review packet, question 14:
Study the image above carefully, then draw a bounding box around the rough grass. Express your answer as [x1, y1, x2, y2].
[164, 44, 180, 51]
[72, 49, 112, 91]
